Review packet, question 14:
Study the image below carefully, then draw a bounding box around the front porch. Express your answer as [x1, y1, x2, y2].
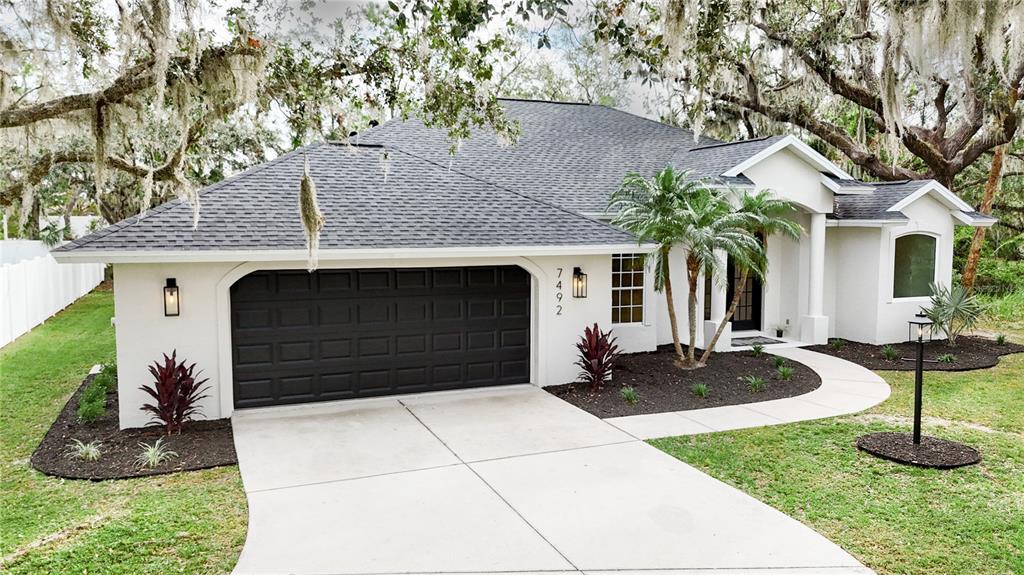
[701, 210, 831, 351]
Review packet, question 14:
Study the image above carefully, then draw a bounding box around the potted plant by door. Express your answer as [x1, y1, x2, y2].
[774, 324, 787, 338]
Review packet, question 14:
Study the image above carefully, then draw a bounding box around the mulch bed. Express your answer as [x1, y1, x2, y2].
[856, 432, 981, 469]
[547, 345, 821, 418]
[31, 372, 237, 480]
[806, 335, 1024, 372]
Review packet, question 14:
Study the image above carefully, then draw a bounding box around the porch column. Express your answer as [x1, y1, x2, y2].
[703, 249, 731, 351]
[801, 212, 829, 344]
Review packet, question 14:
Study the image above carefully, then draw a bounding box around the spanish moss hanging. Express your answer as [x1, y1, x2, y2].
[299, 156, 325, 272]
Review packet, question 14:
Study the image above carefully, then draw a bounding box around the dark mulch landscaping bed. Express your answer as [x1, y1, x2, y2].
[31, 372, 237, 480]
[806, 335, 1024, 372]
[547, 345, 821, 418]
[857, 432, 981, 469]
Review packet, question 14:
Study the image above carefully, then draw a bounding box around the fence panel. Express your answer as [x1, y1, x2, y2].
[1, 241, 105, 348]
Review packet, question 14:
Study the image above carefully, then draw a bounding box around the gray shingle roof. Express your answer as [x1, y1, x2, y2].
[828, 180, 927, 220]
[360, 99, 726, 214]
[55, 142, 638, 253]
[670, 136, 784, 183]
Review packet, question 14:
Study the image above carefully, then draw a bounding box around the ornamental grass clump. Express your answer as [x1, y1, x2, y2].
[746, 375, 765, 392]
[65, 439, 102, 462]
[135, 439, 178, 469]
[140, 351, 209, 435]
[691, 383, 709, 398]
[620, 386, 639, 405]
[882, 345, 899, 360]
[575, 323, 620, 392]
[777, 366, 795, 381]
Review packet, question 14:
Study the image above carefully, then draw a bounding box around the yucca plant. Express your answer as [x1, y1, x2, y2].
[140, 351, 209, 434]
[575, 323, 620, 392]
[924, 283, 984, 346]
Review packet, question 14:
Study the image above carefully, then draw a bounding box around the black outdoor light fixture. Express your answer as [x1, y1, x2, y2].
[163, 278, 180, 317]
[572, 267, 587, 298]
[908, 314, 934, 444]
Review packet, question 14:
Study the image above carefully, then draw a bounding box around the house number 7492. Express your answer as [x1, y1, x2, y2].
[555, 268, 564, 315]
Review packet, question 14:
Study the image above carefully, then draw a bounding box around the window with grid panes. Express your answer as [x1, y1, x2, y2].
[611, 254, 644, 324]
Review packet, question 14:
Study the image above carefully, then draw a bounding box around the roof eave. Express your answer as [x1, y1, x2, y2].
[722, 135, 855, 180]
[52, 243, 659, 264]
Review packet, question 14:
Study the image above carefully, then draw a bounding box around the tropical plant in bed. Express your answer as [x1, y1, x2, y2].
[135, 438, 178, 469]
[65, 439, 103, 461]
[938, 353, 957, 364]
[772, 356, 786, 368]
[923, 283, 984, 346]
[745, 375, 765, 392]
[691, 383, 709, 398]
[750, 343, 765, 357]
[996, 334, 1007, 345]
[140, 350, 210, 434]
[830, 338, 846, 350]
[574, 323, 620, 392]
[776, 366, 795, 381]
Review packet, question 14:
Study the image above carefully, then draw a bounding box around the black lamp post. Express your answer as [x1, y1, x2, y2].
[907, 315, 933, 445]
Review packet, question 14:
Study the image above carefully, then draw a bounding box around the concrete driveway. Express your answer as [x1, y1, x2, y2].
[231, 385, 871, 575]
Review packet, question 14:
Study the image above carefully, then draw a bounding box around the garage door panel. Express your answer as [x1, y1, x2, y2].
[231, 266, 531, 408]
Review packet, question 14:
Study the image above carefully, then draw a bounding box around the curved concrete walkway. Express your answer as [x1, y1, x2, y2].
[606, 347, 891, 439]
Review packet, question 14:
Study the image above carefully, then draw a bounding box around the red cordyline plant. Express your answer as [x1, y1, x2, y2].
[575, 323, 620, 392]
[140, 350, 210, 435]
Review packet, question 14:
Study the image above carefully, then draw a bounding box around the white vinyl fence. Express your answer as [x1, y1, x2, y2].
[1, 241, 105, 348]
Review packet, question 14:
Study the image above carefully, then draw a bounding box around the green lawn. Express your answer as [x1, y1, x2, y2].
[0, 287, 247, 573]
[653, 330, 1024, 575]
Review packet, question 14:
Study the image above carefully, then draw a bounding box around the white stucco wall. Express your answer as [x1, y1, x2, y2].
[112, 253, 657, 429]
[741, 149, 834, 214]
[874, 195, 956, 343]
[827, 227, 883, 343]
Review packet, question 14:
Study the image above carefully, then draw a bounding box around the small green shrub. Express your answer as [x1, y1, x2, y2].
[65, 439, 102, 461]
[777, 366, 795, 380]
[691, 383, 709, 398]
[745, 375, 765, 392]
[996, 334, 1007, 345]
[938, 353, 957, 364]
[771, 356, 786, 368]
[135, 438, 178, 469]
[882, 345, 899, 360]
[829, 338, 846, 350]
[76, 377, 109, 423]
[750, 344, 765, 357]
[620, 386, 639, 405]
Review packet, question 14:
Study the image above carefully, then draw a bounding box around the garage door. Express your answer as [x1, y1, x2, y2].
[230, 266, 531, 408]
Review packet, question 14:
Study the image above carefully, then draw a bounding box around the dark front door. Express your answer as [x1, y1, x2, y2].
[727, 257, 762, 331]
[230, 266, 531, 408]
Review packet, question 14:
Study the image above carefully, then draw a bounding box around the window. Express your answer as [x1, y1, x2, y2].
[893, 234, 937, 298]
[612, 253, 644, 324]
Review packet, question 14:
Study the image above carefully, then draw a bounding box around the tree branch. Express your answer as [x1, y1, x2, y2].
[708, 89, 921, 181]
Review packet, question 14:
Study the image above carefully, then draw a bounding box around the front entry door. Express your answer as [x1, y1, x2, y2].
[727, 256, 762, 331]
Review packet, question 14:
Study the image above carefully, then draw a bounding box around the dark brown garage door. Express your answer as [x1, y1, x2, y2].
[230, 266, 531, 408]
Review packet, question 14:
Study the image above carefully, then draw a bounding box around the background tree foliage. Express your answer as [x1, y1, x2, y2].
[0, 0, 568, 236]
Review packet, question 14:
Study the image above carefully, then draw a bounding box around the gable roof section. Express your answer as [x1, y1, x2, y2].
[719, 134, 855, 180]
[830, 180, 993, 226]
[54, 142, 643, 261]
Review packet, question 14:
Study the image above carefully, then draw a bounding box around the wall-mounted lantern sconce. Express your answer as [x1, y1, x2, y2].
[164, 278, 180, 317]
[572, 267, 587, 298]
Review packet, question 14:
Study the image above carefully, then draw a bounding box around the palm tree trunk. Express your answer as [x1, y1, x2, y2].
[699, 266, 748, 365]
[962, 144, 1005, 292]
[661, 247, 685, 362]
[686, 255, 700, 367]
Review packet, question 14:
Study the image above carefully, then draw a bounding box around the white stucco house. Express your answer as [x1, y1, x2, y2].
[52, 99, 995, 429]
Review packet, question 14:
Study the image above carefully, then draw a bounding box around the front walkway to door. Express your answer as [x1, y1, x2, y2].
[231, 385, 872, 575]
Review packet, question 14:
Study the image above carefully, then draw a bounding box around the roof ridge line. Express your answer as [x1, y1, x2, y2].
[387, 145, 637, 242]
[591, 103, 719, 145]
[497, 97, 590, 105]
[688, 135, 777, 151]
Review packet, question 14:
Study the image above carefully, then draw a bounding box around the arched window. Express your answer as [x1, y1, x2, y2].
[893, 234, 937, 298]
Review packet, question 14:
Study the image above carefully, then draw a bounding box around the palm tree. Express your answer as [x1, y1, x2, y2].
[699, 190, 803, 365]
[608, 167, 696, 362]
[675, 187, 761, 367]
